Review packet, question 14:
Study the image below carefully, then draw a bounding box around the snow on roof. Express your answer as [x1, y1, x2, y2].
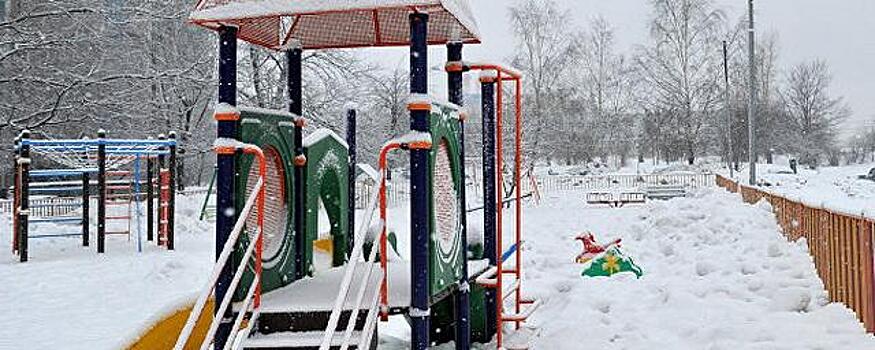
[303, 128, 349, 148]
[238, 105, 300, 119]
[189, 0, 480, 50]
[356, 163, 380, 181]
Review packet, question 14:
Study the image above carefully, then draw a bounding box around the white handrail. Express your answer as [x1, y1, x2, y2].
[174, 177, 264, 350]
[319, 174, 383, 350]
[339, 237, 381, 349]
[199, 227, 262, 350]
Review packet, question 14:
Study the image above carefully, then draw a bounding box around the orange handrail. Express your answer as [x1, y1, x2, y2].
[377, 139, 432, 320]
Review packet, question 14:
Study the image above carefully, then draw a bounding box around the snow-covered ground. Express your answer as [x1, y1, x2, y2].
[3, 185, 874, 349]
[0, 192, 214, 350]
[724, 160, 875, 216]
[381, 188, 875, 349]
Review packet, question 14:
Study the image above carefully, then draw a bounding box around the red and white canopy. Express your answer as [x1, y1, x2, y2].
[189, 0, 481, 50]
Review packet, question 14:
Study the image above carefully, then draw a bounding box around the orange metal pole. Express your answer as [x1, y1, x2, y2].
[378, 142, 400, 321]
[495, 70, 504, 348]
[514, 76, 523, 330]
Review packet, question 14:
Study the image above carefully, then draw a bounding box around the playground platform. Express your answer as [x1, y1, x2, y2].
[253, 259, 492, 314]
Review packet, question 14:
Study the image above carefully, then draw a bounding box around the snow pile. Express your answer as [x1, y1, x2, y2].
[731, 162, 875, 217]
[0, 192, 215, 349]
[517, 189, 875, 349]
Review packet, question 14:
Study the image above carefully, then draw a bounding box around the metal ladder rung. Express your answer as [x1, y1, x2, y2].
[501, 299, 542, 322]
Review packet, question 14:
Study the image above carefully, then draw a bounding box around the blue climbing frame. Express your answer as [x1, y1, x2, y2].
[12, 131, 177, 262]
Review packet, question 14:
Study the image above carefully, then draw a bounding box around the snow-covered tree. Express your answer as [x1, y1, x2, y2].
[779, 60, 849, 166]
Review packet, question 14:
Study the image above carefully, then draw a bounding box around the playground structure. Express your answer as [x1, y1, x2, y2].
[169, 1, 538, 349]
[11, 130, 178, 262]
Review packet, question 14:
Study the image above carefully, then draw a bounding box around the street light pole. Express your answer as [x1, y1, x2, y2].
[747, 0, 757, 185]
[723, 40, 734, 178]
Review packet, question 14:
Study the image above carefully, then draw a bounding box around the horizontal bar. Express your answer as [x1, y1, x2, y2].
[29, 233, 83, 238]
[501, 299, 542, 322]
[29, 169, 99, 177]
[28, 203, 82, 209]
[21, 139, 176, 147]
[30, 217, 82, 223]
[105, 231, 130, 235]
[29, 187, 82, 193]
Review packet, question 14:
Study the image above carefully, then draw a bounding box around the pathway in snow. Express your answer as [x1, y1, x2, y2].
[521, 188, 875, 349]
[382, 188, 875, 349]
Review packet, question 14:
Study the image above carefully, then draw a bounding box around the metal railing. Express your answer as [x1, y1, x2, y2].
[174, 143, 266, 350]
[716, 175, 875, 332]
[319, 171, 384, 350]
[527, 173, 714, 193]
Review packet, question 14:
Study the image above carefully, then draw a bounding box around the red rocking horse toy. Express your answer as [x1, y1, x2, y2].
[575, 232, 622, 264]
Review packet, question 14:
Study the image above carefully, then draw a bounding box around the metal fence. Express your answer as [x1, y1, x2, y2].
[717, 175, 875, 332]
[0, 197, 82, 217]
[525, 173, 715, 193]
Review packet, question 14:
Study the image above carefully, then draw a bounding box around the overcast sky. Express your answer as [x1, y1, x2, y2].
[364, 0, 875, 138]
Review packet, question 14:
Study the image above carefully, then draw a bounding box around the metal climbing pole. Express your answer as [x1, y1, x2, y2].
[97, 130, 106, 254]
[287, 44, 306, 280]
[409, 11, 431, 350]
[347, 108, 357, 258]
[480, 75, 498, 340]
[214, 24, 238, 350]
[447, 41, 471, 350]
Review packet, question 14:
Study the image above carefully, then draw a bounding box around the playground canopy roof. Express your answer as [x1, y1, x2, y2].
[189, 0, 481, 50]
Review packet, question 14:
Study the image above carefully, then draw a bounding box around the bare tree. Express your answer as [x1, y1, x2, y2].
[779, 60, 849, 166]
[508, 0, 578, 164]
[636, 0, 726, 164]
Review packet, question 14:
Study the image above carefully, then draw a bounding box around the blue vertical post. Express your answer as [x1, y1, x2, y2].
[134, 155, 142, 253]
[480, 77, 498, 339]
[346, 108, 357, 258]
[97, 130, 106, 254]
[146, 154, 154, 242]
[18, 132, 30, 262]
[168, 132, 177, 251]
[447, 42, 471, 350]
[215, 25, 238, 350]
[409, 11, 431, 350]
[286, 45, 306, 279]
[82, 171, 89, 247]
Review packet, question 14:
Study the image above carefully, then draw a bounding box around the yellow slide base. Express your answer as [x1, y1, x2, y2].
[126, 299, 214, 350]
[313, 237, 334, 255]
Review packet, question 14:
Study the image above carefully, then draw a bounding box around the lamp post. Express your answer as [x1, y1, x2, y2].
[747, 0, 757, 185]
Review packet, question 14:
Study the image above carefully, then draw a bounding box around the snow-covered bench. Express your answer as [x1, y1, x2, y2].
[586, 191, 646, 208]
[644, 184, 687, 200]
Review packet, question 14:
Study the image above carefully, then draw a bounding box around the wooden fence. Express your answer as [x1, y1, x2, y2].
[716, 175, 875, 332]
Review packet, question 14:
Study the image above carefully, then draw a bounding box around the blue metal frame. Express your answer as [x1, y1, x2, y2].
[214, 24, 238, 350]
[447, 41, 471, 350]
[409, 11, 431, 350]
[480, 78, 498, 339]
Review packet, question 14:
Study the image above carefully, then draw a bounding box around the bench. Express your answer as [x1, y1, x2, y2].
[586, 191, 646, 208]
[644, 184, 687, 200]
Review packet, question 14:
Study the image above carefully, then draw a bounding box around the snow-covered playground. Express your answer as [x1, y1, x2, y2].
[4, 181, 875, 349]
